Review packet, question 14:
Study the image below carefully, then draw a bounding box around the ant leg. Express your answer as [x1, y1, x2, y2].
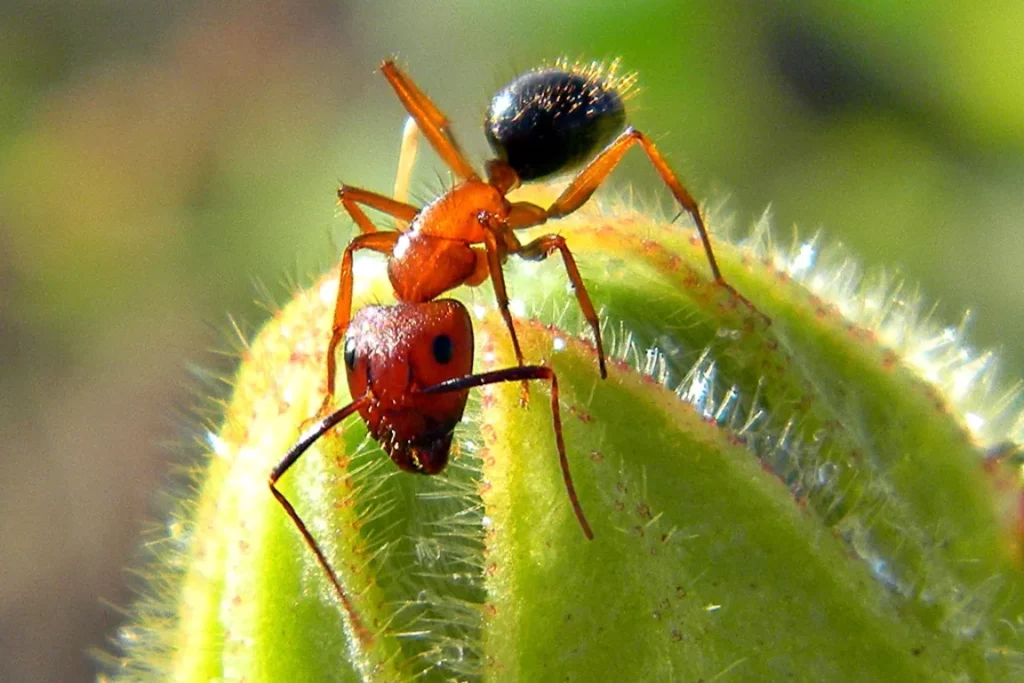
[380, 60, 478, 181]
[475, 216, 533, 404]
[391, 117, 420, 230]
[549, 127, 720, 275]
[498, 204, 607, 379]
[337, 184, 419, 235]
[513, 234, 607, 379]
[477, 217, 529, 404]
[325, 232, 400, 409]
[536, 127, 763, 318]
[326, 189, 416, 402]
[269, 396, 372, 644]
[419, 365, 593, 540]
[479, 229, 533, 406]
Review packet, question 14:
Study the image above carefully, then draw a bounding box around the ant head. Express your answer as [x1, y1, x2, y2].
[484, 61, 629, 182]
[344, 300, 474, 474]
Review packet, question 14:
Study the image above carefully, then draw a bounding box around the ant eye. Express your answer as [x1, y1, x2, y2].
[343, 336, 358, 371]
[431, 334, 454, 365]
[485, 68, 626, 181]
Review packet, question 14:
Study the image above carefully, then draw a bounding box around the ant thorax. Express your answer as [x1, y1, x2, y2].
[410, 179, 510, 243]
[388, 226, 479, 303]
[387, 179, 511, 302]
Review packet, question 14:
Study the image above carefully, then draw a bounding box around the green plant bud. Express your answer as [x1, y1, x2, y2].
[102, 201, 1024, 682]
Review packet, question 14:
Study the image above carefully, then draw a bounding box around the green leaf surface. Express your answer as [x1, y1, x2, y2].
[106, 204, 1024, 682]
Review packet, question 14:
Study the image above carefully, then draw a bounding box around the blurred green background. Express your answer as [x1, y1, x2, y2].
[2, 0, 1022, 680]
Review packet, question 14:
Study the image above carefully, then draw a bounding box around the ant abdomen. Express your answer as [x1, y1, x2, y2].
[485, 68, 626, 181]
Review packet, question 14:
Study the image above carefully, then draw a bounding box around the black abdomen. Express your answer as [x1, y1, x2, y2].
[485, 68, 626, 181]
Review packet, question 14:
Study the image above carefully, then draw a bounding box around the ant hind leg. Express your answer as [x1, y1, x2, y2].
[391, 117, 420, 230]
[528, 127, 768, 322]
[380, 60, 478, 181]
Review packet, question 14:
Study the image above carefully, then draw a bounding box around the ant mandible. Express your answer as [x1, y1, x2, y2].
[269, 299, 591, 642]
[322, 58, 748, 410]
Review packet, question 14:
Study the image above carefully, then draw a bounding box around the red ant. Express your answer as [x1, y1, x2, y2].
[269, 299, 590, 642]
[320, 58, 748, 412]
[269, 58, 753, 639]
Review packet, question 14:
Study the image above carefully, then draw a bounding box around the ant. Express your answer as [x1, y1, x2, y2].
[320, 58, 751, 413]
[268, 58, 758, 639]
[269, 298, 591, 642]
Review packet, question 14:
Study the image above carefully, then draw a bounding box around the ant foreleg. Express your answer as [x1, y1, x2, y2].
[325, 232, 400, 410]
[269, 396, 371, 643]
[419, 365, 593, 540]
